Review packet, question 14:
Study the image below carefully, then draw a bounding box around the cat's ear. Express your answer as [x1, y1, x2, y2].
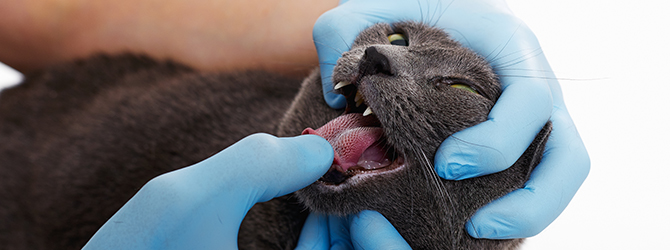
[519, 121, 552, 180]
[276, 69, 341, 137]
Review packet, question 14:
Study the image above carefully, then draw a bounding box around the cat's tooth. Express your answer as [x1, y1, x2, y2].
[354, 91, 364, 103]
[355, 91, 365, 107]
[334, 81, 351, 90]
[355, 97, 364, 107]
[363, 107, 374, 116]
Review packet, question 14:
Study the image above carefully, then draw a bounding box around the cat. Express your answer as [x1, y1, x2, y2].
[0, 22, 550, 249]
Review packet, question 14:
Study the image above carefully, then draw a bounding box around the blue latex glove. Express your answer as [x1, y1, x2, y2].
[313, 0, 590, 239]
[295, 211, 411, 250]
[82, 133, 333, 250]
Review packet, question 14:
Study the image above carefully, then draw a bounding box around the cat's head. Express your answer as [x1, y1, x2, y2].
[294, 22, 501, 215]
[276, 22, 545, 249]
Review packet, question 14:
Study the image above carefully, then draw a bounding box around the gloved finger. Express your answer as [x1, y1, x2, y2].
[328, 215, 354, 250]
[466, 108, 590, 238]
[348, 210, 411, 250]
[313, 5, 371, 109]
[435, 74, 553, 179]
[295, 213, 330, 250]
[434, 25, 555, 180]
[171, 133, 334, 210]
[226, 133, 334, 203]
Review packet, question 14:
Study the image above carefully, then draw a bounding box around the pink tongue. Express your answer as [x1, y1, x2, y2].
[302, 113, 385, 172]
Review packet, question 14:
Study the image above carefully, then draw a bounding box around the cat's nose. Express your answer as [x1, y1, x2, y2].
[359, 47, 393, 77]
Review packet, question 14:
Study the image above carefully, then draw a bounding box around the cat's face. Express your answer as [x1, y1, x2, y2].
[296, 22, 501, 215]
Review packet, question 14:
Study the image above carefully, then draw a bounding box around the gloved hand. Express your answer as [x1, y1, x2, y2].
[82, 133, 334, 250]
[296, 210, 411, 250]
[313, 0, 590, 239]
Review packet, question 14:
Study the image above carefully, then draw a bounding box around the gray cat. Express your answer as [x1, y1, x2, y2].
[0, 22, 550, 249]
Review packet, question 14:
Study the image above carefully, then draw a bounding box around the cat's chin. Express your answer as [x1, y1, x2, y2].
[294, 154, 410, 216]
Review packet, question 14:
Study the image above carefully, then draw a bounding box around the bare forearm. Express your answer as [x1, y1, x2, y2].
[0, 0, 338, 75]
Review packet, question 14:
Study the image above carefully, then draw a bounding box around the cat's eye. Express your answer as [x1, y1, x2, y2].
[387, 34, 408, 46]
[432, 77, 479, 95]
[450, 84, 478, 94]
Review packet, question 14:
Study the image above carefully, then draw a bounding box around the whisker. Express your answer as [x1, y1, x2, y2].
[426, 1, 430, 23]
[493, 48, 543, 69]
[484, 41, 506, 62]
[429, 0, 439, 25]
[486, 24, 521, 63]
[494, 68, 557, 73]
[448, 135, 507, 164]
[422, 149, 454, 210]
[497, 75, 608, 81]
[444, 28, 473, 48]
[320, 73, 346, 95]
[430, 0, 454, 28]
[488, 48, 536, 65]
[467, 219, 482, 238]
[413, 147, 459, 247]
[416, 0, 425, 24]
[404, 150, 416, 221]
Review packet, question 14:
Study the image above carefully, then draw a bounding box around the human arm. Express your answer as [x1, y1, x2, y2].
[313, 0, 589, 238]
[0, 0, 338, 74]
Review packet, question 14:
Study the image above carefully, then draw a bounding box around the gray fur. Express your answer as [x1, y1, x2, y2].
[0, 22, 550, 249]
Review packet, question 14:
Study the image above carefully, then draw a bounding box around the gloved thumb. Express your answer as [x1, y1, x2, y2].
[203, 133, 335, 203]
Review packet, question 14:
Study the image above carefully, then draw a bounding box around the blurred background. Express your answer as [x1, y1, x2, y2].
[1, 1, 668, 249]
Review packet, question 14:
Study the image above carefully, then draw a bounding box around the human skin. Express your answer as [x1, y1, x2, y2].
[0, 0, 338, 75]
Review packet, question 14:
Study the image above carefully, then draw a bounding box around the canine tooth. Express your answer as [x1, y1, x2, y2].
[356, 97, 364, 107]
[363, 107, 374, 116]
[354, 91, 364, 103]
[334, 81, 351, 90]
[354, 91, 364, 107]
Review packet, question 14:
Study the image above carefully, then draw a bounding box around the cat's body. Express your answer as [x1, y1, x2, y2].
[0, 22, 550, 249]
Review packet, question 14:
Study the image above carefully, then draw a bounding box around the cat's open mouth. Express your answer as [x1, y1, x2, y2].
[302, 82, 405, 185]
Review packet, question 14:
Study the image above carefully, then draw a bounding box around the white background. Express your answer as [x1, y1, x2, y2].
[1, 1, 669, 249]
[506, 1, 670, 249]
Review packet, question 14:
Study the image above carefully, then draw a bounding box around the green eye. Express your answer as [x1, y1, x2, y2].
[387, 34, 408, 46]
[450, 84, 478, 94]
[432, 77, 480, 95]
